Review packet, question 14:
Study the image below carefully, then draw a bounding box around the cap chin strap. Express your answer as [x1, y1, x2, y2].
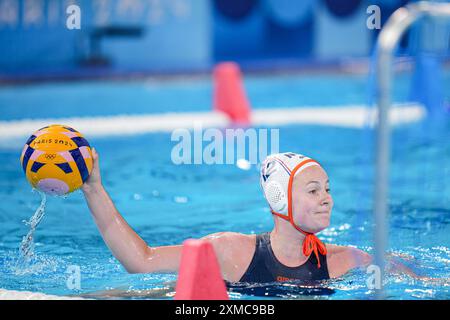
[271, 159, 327, 269]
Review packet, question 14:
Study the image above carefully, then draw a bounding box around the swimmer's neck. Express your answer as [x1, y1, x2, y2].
[269, 229, 309, 263]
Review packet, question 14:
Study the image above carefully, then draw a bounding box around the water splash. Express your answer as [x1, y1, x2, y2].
[17, 190, 47, 267]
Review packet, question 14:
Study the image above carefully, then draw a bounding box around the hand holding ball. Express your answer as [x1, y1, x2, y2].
[20, 124, 93, 196]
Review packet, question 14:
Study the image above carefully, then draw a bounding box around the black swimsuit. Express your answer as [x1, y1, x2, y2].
[239, 232, 330, 283]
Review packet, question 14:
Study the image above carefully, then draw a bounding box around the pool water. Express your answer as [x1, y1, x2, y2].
[0, 71, 449, 299]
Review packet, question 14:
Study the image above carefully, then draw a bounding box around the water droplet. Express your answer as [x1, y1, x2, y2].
[174, 196, 188, 203]
[17, 191, 47, 269]
[236, 159, 251, 170]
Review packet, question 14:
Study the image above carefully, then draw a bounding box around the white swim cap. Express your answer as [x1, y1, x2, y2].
[260, 152, 328, 268]
[260, 152, 321, 215]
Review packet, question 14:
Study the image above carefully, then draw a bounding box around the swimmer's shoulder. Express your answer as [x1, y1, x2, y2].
[325, 244, 372, 278]
[201, 232, 257, 282]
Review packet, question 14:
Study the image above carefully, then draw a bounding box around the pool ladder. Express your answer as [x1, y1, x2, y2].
[374, 1, 450, 298]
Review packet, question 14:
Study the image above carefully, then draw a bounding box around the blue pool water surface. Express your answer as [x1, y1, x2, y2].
[0, 71, 449, 299]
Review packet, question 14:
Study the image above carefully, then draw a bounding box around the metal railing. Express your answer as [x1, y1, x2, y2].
[374, 1, 450, 298]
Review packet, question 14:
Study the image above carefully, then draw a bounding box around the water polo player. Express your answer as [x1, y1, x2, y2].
[82, 150, 375, 283]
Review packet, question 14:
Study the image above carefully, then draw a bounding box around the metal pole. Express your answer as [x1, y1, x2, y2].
[374, 1, 450, 299]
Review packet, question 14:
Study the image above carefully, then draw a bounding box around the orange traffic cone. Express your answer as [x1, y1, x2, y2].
[174, 239, 229, 300]
[213, 62, 251, 125]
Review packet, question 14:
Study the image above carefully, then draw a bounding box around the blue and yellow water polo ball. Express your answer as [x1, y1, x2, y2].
[20, 124, 93, 196]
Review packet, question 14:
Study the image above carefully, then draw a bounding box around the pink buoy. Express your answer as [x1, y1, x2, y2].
[213, 62, 251, 125]
[175, 239, 229, 300]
